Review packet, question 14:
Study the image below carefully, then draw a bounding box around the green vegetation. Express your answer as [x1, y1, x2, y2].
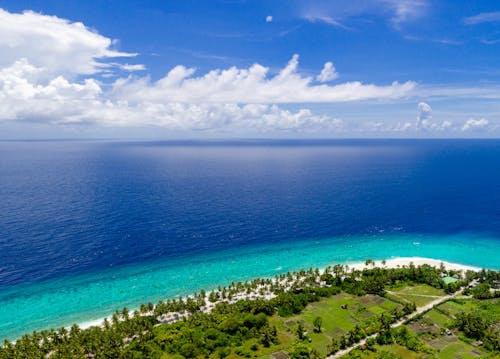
[396, 298, 500, 358]
[0, 263, 498, 359]
[386, 283, 447, 307]
[267, 294, 402, 356]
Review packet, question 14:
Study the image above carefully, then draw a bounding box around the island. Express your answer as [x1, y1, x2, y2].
[1, 258, 499, 358]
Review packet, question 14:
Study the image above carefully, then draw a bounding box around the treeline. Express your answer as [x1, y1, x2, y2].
[0, 263, 498, 358]
[341, 325, 433, 359]
[453, 309, 500, 351]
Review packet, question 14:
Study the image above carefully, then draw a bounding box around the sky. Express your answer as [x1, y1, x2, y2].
[0, 0, 500, 139]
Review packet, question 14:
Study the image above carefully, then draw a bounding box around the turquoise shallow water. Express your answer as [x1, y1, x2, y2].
[1, 232, 498, 340]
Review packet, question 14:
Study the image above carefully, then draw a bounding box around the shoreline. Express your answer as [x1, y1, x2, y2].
[345, 256, 482, 272]
[78, 256, 484, 330]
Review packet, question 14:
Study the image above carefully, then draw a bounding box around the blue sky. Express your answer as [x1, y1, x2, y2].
[0, 0, 500, 138]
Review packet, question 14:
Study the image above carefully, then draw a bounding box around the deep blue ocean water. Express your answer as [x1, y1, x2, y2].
[1, 139, 499, 340]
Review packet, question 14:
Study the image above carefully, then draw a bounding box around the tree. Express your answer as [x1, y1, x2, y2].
[361, 275, 385, 295]
[455, 311, 490, 339]
[472, 282, 492, 299]
[313, 316, 323, 333]
[121, 307, 129, 320]
[328, 338, 340, 354]
[297, 323, 305, 340]
[289, 342, 311, 359]
[180, 343, 197, 358]
[402, 302, 416, 315]
[261, 326, 273, 347]
[310, 348, 321, 359]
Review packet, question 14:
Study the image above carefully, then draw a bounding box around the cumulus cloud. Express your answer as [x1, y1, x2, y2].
[0, 58, 345, 132]
[0, 50, 417, 133]
[416, 102, 432, 127]
[0, 8, 140, 76]
[462, 118, 490, 131]
[316, 62, 338, 82]
[113, 54, 415, 104]
[415, 102, 452, 132]
[265, 15, 273, 23]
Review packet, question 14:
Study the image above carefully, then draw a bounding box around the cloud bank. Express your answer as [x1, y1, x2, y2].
[462, 118, 490, 132]
[113, 54, 414, 104]
[0, 8, 498, 137]
[0, 9, 417, 134]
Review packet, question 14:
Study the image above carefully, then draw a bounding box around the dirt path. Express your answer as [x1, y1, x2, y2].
[327, 283, 475, 359]
[386, 291, 443, 299]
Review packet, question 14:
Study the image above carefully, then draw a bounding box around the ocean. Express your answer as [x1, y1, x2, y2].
[1, 139, 499, 340]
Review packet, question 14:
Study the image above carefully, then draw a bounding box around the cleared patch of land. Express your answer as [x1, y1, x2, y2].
[399, 298, 499, 359]
[386, 284, 447, 307]
[269, 293, 402, 356]
[336, 295, 499, 359]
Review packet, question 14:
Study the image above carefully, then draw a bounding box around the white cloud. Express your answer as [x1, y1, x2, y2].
[382, 0, 428, 27]
[113, 54, 415, 104]
[0, 8, 139, 76]
[416, 102, 432, 128]
[300, 0, 428, 29]
[0, 58, 346, 132]
[464, 11, 500, 25]
[415, 102, 452, 132]
[316, 62, 338, 82]
[0, 59, 102, 123]
[415, 85, 500, 100]
[0, 49, 415, 133]
[462, 118, 489, 131]
[265, 15, 273, 23]
[4, 54, 492, 136]
[302, 15, 350, 29]
[1, 8, 498, 137]
[119, 64, 146, 72]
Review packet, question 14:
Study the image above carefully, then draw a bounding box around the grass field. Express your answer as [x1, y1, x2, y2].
[231, 293, 403, 357]
[386, 284, 447, 307]
[282, 293, 401, 355]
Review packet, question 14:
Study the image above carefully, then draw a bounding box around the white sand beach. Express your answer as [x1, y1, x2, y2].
[77, 256, 484, 331]
[346, 256, 482, 272]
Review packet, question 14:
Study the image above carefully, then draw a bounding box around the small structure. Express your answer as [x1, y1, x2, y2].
[442, 276, 458, 285]
[493, 280, 500, 290]
[444, 328, 453, 336]
[341, 304, 348, 310]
